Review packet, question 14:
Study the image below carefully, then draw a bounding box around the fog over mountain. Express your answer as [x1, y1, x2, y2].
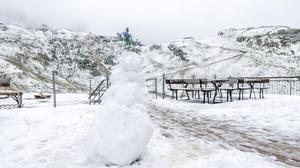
[0, 0, 300, 44]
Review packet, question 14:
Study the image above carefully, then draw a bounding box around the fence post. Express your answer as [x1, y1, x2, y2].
[52, 71, 57, 108]
[89, 79, 91, 103]
[162, 73, 165, 99]
[89, 79, 92, 94]
[155, 78, 158, 99]
[192, 74, 195, 98]
[106, 71, 109, 89]
[289, 79, 292, 95]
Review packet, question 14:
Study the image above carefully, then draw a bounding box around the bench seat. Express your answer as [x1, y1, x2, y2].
[170, 88, 202, 91]
[254, 87, 270, 89]
[220, 87, 238, 90]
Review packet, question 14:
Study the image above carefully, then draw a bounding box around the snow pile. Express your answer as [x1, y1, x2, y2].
[86, 52, 153, 166]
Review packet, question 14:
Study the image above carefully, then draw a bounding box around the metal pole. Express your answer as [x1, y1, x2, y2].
[89, 79, 92, 94]
[89, 78, 92, 103]
[289, 79, 292, 95]
[155, 78, 158, 99]
[162, 73, 165, 99]
[192, 74, 195, 98]
[106, 71, 109, 88]
[52, 71, 57, 108]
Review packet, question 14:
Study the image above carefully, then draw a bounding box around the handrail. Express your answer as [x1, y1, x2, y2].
[146, 76, 300, 81]
[90, 86, 106, 103]
[88, 78, 110, 105]
[146, 78, 157, 81]
[88, 79, 106, 99]
[229, 76, 300, 79]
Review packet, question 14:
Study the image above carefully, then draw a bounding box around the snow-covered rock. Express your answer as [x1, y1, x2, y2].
[86, 52, 153, 166]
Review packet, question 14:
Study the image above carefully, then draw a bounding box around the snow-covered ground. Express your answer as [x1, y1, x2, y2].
[0, 93, 299, 168]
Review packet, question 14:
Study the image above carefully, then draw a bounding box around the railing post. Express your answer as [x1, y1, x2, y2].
[289, 79, 292, 95]
[155, 78, 158, 99]
[89, 79, 92, 103]
[89, 79, 92, 95]
[192, 74, 195, 98]
[162, 73, 165, 99]
[106, 71, 109, 89]
[52, 71, 57, 108]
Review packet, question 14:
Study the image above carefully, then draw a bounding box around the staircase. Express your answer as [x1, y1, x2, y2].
[88, 79, 110, 104]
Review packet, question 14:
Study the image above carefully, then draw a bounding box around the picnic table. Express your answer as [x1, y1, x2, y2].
[0, 78, 23, 108]
[210, 79, 232, 103]
[244, 78, 270, 99]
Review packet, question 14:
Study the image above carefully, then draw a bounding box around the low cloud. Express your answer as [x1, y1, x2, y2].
[0, 0, 299, 44]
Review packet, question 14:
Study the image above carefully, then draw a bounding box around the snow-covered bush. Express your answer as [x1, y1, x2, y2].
[86, 52, 153, 166]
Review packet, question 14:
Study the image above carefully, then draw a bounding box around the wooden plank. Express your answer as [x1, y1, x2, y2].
[0, 86, 21, 94]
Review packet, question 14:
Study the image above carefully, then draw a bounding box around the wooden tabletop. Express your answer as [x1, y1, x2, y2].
[0, 87, 22, 95]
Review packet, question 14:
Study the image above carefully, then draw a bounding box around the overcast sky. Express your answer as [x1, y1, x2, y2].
[0, 0, 299, 44]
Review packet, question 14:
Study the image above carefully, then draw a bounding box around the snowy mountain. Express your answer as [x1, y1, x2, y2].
[0, 23, 134, 92]
[143, 26, 300, 79]
[1, 23, 300, 92]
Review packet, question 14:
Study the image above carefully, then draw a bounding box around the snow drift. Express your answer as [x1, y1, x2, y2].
[86, 52, 153, 166]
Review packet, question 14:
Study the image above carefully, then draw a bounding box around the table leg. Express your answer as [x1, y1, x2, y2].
[186, 91, 190, 100]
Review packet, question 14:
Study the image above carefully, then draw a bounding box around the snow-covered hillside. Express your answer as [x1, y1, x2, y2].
[0, 23, 134, 92]
[143, 26, 300, 79]
[1, 23, 300, 92]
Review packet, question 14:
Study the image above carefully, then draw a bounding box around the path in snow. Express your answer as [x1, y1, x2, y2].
[149, 103, 300, 167]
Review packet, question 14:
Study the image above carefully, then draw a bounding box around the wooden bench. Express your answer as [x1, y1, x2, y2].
[214, 79, 239, 102]
[245, 78, 270, 99]
[165, 79, 202, 100]
[200, 79, 217, 103]
[165, 79, 218, 103]
[165, 78, 270, 103]
[0, 78, 23, 108]
[227, 78, 251, 100]
[229, 78, 270, 99]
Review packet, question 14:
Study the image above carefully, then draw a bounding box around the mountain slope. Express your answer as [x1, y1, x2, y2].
[143, 26, 300, 79]
[0, 23, 131, 92]
[1, 24, 300, 92]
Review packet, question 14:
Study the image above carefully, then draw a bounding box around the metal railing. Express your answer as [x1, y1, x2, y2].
[269, 78, 300, 95]
[146, 78, 158, 99]
[88, 79, 110, 104]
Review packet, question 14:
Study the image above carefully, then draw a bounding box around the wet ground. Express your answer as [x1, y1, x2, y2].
[149, 104, 300, 167]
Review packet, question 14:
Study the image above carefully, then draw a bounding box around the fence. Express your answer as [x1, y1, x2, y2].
[269, 78, 300, 95]
[146, 74, 300, 99]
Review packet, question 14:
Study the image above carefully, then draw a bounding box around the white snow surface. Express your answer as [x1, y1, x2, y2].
[86, 52, 153, 166]
[0, 94, 297, 168]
